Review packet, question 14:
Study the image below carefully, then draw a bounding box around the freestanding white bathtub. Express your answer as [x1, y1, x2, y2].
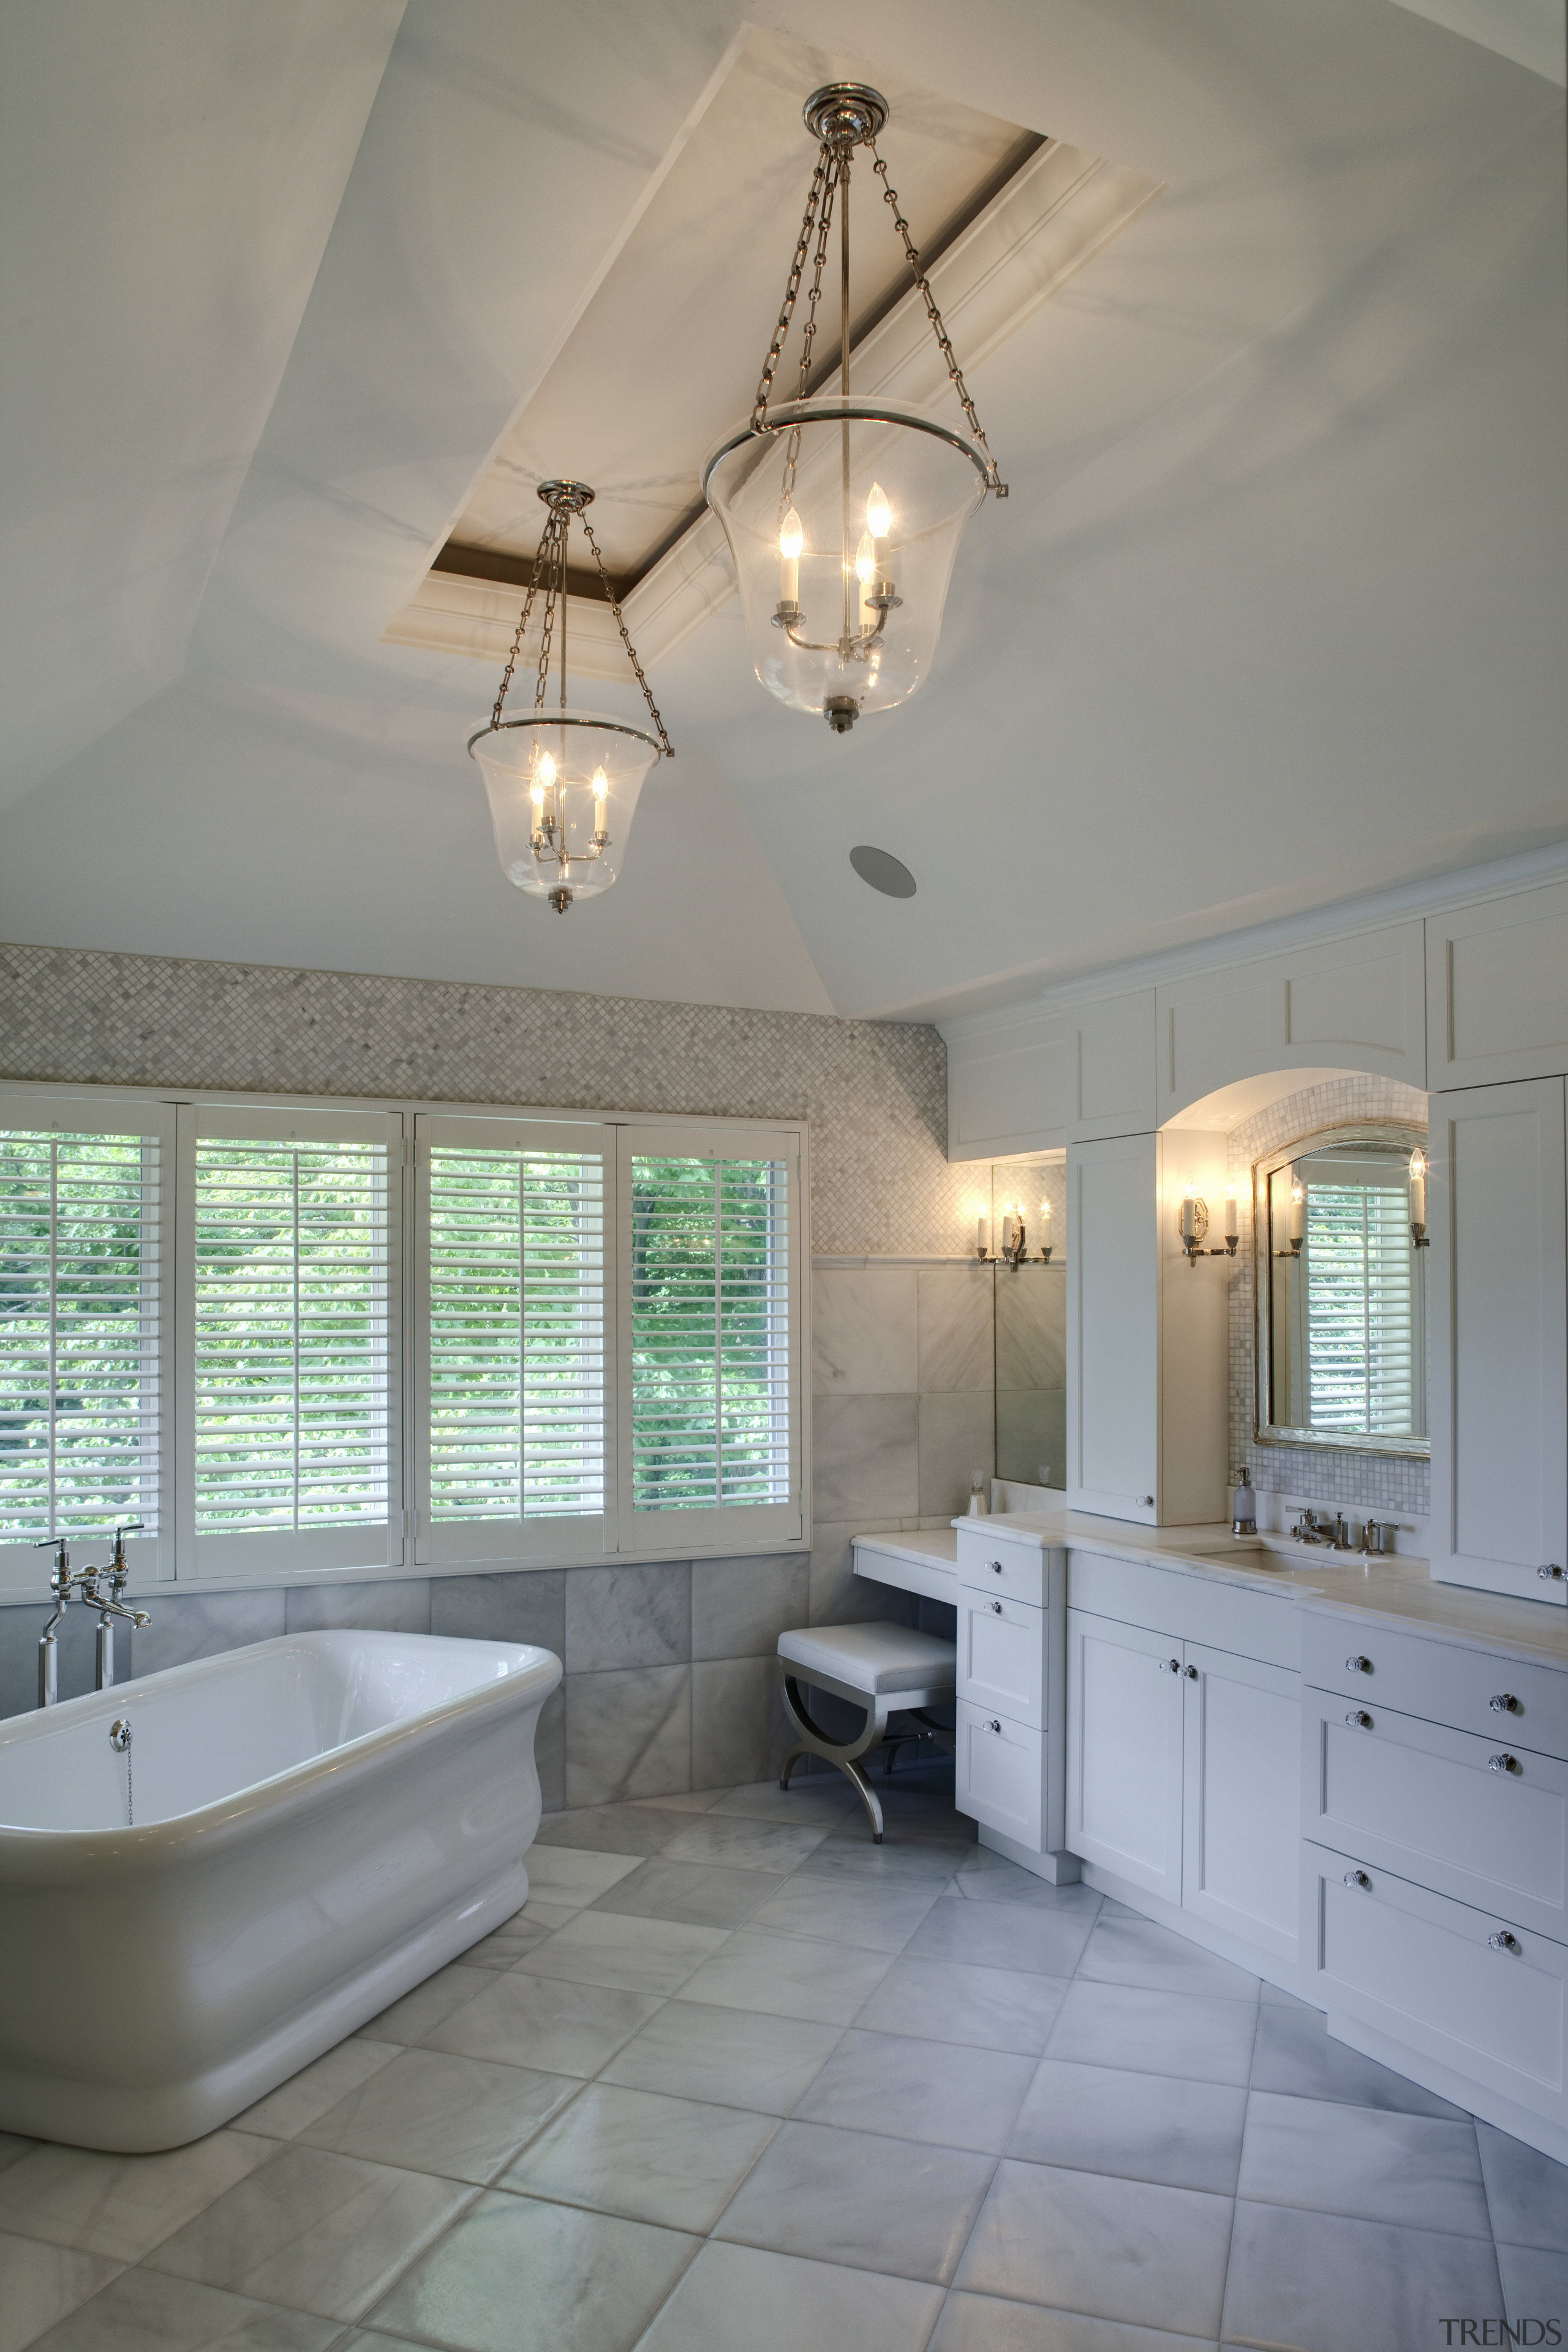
[0, 1629, 561, 2151]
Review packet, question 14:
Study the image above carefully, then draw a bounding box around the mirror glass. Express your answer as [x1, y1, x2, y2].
[992, 1153, 1066, 1488]
[1256, 1124, 1427, 1454]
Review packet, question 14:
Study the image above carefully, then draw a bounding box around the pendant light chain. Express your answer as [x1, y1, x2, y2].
[489, 507, 554, 731]
[579, 511, 673, 756]
[751, 147, 834, 430]
[488, 495, 671, 756]
[867, 139, 1006, 496]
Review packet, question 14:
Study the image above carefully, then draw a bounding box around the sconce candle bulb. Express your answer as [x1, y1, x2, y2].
[1409, 1147, 1430, 1248]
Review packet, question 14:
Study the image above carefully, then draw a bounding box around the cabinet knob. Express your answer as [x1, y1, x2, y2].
[1489, 1929, 1521, 1954]
[1344, 1869, 1370, 1890]
[1539, 1564, 1564, 1581]
[1346, 1708, 1373, 1729]
[1490, 1694, 1520, 1714]
[1159, 1656, 1180, 1673]
[1184, 1663, 1199, 1679]
[1139, 1495, 1155, 1508]
[1346, 1656, 1372, 1674]
[990, 1561, 1004, 1574]
[987, 1718, 1002, 1734]
[990, 1599, 1004, 1616]
[1488, 1753, 1519, 1774]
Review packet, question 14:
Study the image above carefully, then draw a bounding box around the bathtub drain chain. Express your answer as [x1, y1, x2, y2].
[109, 1717, 132, 1825]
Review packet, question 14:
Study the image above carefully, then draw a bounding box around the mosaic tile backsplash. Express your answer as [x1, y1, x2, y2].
[1225, 1075, 1431, 1521]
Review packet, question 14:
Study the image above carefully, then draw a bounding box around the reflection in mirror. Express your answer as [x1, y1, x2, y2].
[1256, 1123, 1427, 1455]
[992, 1154, 1066, 1488]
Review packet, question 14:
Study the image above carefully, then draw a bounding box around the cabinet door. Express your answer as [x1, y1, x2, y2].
[1183, 1642, 1300, 1964]
[1068, 1134, 1159, 1524]
[1065, 1607, 1183, 1899]
[1428, 1079, 1567, 1606]
[957, 1592, 1045, 1729]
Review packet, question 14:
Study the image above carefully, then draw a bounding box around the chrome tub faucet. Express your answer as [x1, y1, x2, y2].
[33, 1526, 150, 1708]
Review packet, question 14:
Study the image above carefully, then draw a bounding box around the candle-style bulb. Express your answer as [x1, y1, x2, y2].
[865, 481, 891, 538]
[592, 765, 608, 802]
[778, 507, 803, 561]
[1224, 1185, 1239, 1242]
[537, 751, 556, 790]
[854, 530, 875, 586]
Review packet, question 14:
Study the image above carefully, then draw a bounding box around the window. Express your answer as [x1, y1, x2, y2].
[0, 1101, 172, 1580]
[416, 1118, 608, 1562]
[1305, 1182, 1417, 1437]
[179, 1107, 402, 1574]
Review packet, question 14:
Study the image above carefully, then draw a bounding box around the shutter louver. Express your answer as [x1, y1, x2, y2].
[1305, 1182, 1415, 1437]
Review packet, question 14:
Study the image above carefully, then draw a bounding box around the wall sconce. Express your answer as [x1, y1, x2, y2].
[1038, 1196, 1054, 1265]
[1178, 1188, 1240, 1267]
[1408, 1148, 1430, 1248]
[1272, 1170, 1305, 1259]
[975, 1210, 993, 1262]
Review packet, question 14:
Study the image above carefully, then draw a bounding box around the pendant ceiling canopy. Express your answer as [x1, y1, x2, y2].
[704, 81, 1006, 734]
[467, 481, 672, 914]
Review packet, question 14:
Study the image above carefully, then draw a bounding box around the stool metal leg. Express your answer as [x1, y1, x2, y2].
[777, 1668, 890, 1841]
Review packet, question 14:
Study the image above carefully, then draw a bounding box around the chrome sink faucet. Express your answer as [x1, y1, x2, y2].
[1291, 1510, 1332, 1545]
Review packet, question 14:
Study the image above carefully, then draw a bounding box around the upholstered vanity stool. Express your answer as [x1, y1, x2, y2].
[775, 1622, 957, 1841]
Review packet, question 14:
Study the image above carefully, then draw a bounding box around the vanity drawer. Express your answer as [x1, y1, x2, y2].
[957, 1526, 1046, 1608]
[1305, 1689, 1568, 1940]
[1302, 1613, 1568, 1760]
[956, 1698, 1046, 1849]
[1305, 1840, 1568, 2128]
[957, 1591, 1045, 1729]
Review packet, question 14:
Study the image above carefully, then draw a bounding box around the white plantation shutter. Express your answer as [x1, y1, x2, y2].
[0, 1098, 173, 1586]
[179, 1106, 402, 1574]
[415, 1115, 610, 1562]
[617, 1126, 801, 1551]
[1305, 1179, 1422, 1438]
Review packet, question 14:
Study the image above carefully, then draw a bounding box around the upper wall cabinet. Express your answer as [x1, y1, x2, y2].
[1156, 922, 1427, 1121]
[1427, 880, 1568, 1092]
[945, 990, 1155, 1161]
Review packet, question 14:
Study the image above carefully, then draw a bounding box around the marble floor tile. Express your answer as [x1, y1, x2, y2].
[1075, 1913, 1261, 2005]
[368, 2189, 697, 2352]
[713, 2117, 995, 2285]
[530, 1804, 696, 1857]
[943, 1853, 1102, 1912]
[1477, 2118, 1568, 2250]
[747, 1872, 944, 1954]
[660, 1814, 834, 1873]
[144, 2143, 472, 2323]
[636, 2239, 946, 2352]
[25, 2267, 341, 2351]
[422, 1972, 660, 2078]
[599, 1999, 843, 2115]
[587, 1858, 782, 1928]
[629, 1785, 730, 1812]
[1008, 2061, 1248, 2196]
[1498, 2241, 1568, 2335]
[353, 1962, 490, 2048]
[906, 1893, 1098, 1978]
[518, 1896, 588, 1931]
[513, 1908, 729, 1996]
[500, 2083, 778, 2233]
[796, 2027, 1035, 2155]
[801, 1833, 974, 1887]
[0, 2133, 32, 2175]
[931, 2291, 1219, 2351]
[956, 2159, 1234, 2339]
[458, 1912, 556, 1968]
[0, 2231, 122, 2352]
[1248, 2004, 1469, 2118]
[233, 2040, 402, 2142]
[1237, 2089, 1490, 2237]
[523, 1845, 645, 1902]
[300, 2048, 580, 2185]
[1045, 1981, 1259, 2089]
[709, 1778, 858, 1826]
[0, 2127, 277, 2262]
[1220, 2198, 1504, 2352]
[672, 1928, 897, 2026]
[854, 1955, 1071, 2056]
[1258, 1981, 1318, 2010]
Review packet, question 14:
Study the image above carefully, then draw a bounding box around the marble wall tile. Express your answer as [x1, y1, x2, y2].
[807, 1521, 921, 1630]
[284, 1581, 430, 1636]
[692, 1657, 793, 1788]
[813, 1395, 919, 1523]
[565, 1562, 692, 1674]
[565, 1665, 692, 1806]
[691, 1555, 809, 1661]
[995, 1270, 1065, 1392]
[430, 1569, 565, 1657]
[917, 1270, 993, 1393]
[918, 1393, 995, 1520]
[812, 1268, 919, 1395]
[130, 1589, 287, 1679]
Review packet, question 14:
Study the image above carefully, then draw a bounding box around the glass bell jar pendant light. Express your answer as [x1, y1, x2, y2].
[703, 82, 1007, 734]
[467, 480, 672, 911]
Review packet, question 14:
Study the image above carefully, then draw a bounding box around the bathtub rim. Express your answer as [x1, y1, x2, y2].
[0, 1629, 561, 1875]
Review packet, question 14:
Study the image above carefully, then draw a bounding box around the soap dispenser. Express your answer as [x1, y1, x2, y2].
[1231, 1466, 1257, 1539]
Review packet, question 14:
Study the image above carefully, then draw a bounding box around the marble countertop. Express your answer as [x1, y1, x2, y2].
[851, 1511, 1568, 1673]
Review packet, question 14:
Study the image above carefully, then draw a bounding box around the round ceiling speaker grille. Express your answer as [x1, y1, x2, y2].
[850, 845, 917, 899]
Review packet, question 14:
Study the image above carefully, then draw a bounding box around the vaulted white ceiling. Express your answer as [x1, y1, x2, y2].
[1, 0, 1564, 1023]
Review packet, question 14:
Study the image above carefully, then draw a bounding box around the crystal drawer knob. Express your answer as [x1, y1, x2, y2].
[1489, 1753, 1518, 1774]
[1539, 1564, 1564, 1581]
[1346, 1655, 1372, 1674]
[1346, 1708, 1373, 1729]
[1490, 1694, 1520, 1714]
[990, 1561, 1003, 1574]
[1159, 1656, 1180, 1673]
[987, 1718, 1001, 1733]
[1344, 1869, 1370, 1890]
[1184, 1664, 1198, 1679]
[1489, 1929, 1521, 1953]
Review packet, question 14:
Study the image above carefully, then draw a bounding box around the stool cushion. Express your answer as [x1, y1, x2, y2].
[778, 1621, 957, 1697]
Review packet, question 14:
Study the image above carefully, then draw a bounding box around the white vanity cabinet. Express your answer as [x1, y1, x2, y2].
[1065, 1552, 1302, 1971]
[952, 1525, 1077, 1881]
